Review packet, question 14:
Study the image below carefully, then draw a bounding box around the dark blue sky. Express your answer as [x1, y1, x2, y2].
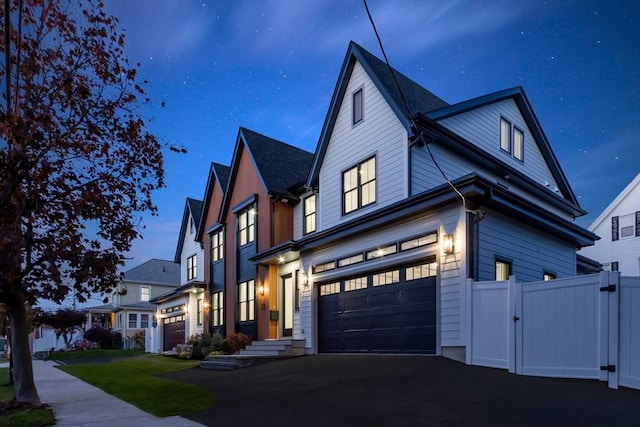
[104, 0, 640, 268]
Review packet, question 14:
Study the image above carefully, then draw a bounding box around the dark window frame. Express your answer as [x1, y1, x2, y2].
[237, 280, 255, 322]
[210, 229, 224, 262]
[303, 194, 317, 235]
[237, 207, 256, 247]
[211, 291, 223, 327]
[513, 126, 525, 161]
[352, 87, 363, 125]
[342, 155, 376, 215]
[187, 254, 197, 281]
[495, 257, 513, 281]
[500, 117, 512, 154]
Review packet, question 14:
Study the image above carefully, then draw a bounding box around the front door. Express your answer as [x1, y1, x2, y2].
[281, 274, 294, 337]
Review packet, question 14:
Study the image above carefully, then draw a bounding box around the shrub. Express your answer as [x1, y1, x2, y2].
[221, 332, 251, 354]
[132, 330, 145, 350]
[83, 326, 123, 349]
[186, 332, 224, 359]
[178, 351, 192, 359]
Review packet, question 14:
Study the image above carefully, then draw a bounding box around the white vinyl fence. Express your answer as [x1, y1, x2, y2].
[466, 271, 640, 390]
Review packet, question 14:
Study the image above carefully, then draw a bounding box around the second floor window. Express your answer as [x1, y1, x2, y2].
[303, 195, 316, 235]
[187, 254, 197, 280]
[210, 230, 224, 262]
[140, 286, 150, 302]
[612, 213, 639, 240]
[343, 156, 376, 215]
[238, 208, 255, 246]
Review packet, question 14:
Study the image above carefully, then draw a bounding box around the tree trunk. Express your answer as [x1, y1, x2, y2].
[7, 300, 41, 405]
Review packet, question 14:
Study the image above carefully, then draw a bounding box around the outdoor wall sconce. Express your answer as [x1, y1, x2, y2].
[300, 272, 308, 286]
[258, 284, 265, 296]
[443, 233, 455, 255]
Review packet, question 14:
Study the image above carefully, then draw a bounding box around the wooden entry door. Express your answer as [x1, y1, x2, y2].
[281, 274, 294, 337]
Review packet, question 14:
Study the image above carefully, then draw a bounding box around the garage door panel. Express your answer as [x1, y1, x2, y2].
[319, 273, 436, 354]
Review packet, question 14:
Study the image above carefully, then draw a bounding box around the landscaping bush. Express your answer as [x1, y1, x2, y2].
[178, 351, 192, 359]
[83, 326, 123, 349]
[186, 332, 224, 359]
[132, 330, 145, 350]
[221, 332, 251, 354]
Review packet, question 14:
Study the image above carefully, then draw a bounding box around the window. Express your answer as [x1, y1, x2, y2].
[303, 195, 317, 235]
[128, 313, 137, 328]
[543, 272, 556, 281]
[238, 208, 255, 246]
[313, 261, 336, 274]
[211, 291, 223, 327]
[373, 270, 399, 287]
[513, 127, 524, 161]
[344, 276, 367, 292]
[140, 314, 149, 328]
[320, 282, 340, 296]
[210, 230, 224, 262]
[612, 262, 619, 272]
[187, 254, 197, 280]
[613, 214, 637, 240]
[197, 299, 203, 325]
[343, 156, 376, 214]
[400, 232, 437, 251]
[189, 216, 195, 234]
[500, 118, 511, 153]
[352, 88, 363, 125]
[140, 286, 150, 302]
[237, 280, 255, 322]
[406, 262, 437, 280]
[338, 253, 364, 268]
[495, 259, 512, 281]
[366, 244, 397, 260]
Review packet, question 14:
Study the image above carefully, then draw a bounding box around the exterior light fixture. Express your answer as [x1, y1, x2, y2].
[277, 256, 285, 264]
[443, 233, 455, 255]
[300, 272, 308, 286]
[258, 284, 265, 296]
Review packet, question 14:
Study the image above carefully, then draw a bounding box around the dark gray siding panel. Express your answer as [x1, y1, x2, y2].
[477, 208, 576, 282]
[211, 260, 224, 292]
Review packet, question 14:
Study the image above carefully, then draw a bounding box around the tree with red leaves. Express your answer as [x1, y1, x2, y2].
[35, 309, 86, 349]
[1, 0, 177, 404]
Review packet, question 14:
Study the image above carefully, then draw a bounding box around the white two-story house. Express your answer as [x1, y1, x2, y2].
[251, 41, 597, 361]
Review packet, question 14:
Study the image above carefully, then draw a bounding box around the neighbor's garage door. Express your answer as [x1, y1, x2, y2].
[163, 318, 186, 351]
[319, 261, 437, 354]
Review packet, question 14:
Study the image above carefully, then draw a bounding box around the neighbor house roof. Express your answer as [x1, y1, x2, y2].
[587, 172, 640, 231]
[174, 198, 204, 262]
[307, 41, 448, 188]
[122, 259, 180, 286]
[196, 162, 231, 241]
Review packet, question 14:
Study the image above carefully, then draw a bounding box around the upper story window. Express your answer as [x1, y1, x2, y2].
[189, 216, 195, 234]
[343, 156, 376, 215]
[238, 207, 256, 246]
[612, 213, 639, 240]
[495, 258, 512, 281]
[140, 286, 150, 302]
[187, 254, 197, 281]
[500, 117, 524, 162]
[352, 88, 363, 125]
[303, 195, 317, 235]
[210, 229, 224, 262]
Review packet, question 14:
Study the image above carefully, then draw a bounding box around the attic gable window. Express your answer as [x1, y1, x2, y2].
[343, 156, 376, 215]
[500, 118, 511, 153]
[500, 117, 525, 162]
[613, 213, 639, 240]
[352, 88, 363, 125]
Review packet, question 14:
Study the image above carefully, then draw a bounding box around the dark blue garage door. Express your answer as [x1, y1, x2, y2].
[318, 262, 437, 354]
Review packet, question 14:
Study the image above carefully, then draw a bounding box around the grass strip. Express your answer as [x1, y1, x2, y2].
[59, 355, 214, 417]
[0, 368, 55, 427]
[46, 349, 145, 362]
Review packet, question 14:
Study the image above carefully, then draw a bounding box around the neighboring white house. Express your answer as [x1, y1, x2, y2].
[150, 198, 206, 352]
[580, 172, 640, 276]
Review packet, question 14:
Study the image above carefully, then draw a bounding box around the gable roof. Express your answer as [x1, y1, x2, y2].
[425, 86, 583, 211]
[307, 41, 448, 187]
[122, 259, 180, 286]
[174, 198, 203, 262]
[219, 127, 314, 220]
[588, 172, 640, 231]
[196, 162, 230, 241]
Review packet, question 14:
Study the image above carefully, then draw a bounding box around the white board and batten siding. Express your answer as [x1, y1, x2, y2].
[318, 62, 408, 232]
[299, 205, 468, 353]
[437, 99, 560, 194]
[477, 207, 576, 282]
[410, 137, 570, 220]
[180, 212, 205, 285]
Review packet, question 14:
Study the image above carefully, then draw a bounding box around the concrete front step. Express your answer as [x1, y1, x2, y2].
[239, 338, 306, 357]
[200, 355, 282, 370]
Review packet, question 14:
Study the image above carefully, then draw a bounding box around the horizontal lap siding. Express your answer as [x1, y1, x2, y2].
[477, 208, 576, 282]
[180, 212, 204, 284]
[319, 62, 408, 231]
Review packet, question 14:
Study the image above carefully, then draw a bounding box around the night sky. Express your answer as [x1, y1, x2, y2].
[102, 0, 639, 271]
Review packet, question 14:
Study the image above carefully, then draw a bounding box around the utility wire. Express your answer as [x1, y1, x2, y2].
[362, 0, 483, 220]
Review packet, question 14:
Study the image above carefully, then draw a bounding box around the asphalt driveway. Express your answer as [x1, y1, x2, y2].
[164, 355, 639, 427]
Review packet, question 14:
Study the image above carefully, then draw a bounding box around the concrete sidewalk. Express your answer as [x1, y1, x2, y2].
[30, 360, 206, 427]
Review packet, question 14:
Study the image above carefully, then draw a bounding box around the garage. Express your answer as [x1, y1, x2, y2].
[163, 316, 186, 351]
[318, 261, 437, 354]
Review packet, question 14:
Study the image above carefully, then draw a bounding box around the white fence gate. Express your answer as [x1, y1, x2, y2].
[467, 272, 640, 390]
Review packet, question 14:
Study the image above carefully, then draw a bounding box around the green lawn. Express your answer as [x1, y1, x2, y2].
[59, 354, 215, 417]
[0, 368, 55, 427]
[46, 349, 145, 362]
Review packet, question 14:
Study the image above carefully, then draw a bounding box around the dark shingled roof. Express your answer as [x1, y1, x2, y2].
[240, 127, 314, 197]
[123, 259, 180, 285]
[352, 41, 448, 116]
[212, 162, 231, 191]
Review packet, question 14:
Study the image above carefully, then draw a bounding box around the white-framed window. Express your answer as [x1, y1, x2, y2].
[613, 213, 638, 240]
[210, 229, 224, 262]
[128, 313, 137, 328]
[140, 314, 149, 328]
[303, 195, 317, 235]
[543, 272, 556, 281]
[343, 156, 376, 214]
[189, 216, 195, 234]
[495, 259, 512, 281]
[500, 118, 511, 153]
[187, 254, 197, 280]
[140, 286, 150, 302]
[238, 280, 255, 322]
[513, 127, 524, 161]
[238, 208, 256, 246]
[212, 291, 224, 327]
[352, 88, 363, 125]
[500, 117, 525, 162]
